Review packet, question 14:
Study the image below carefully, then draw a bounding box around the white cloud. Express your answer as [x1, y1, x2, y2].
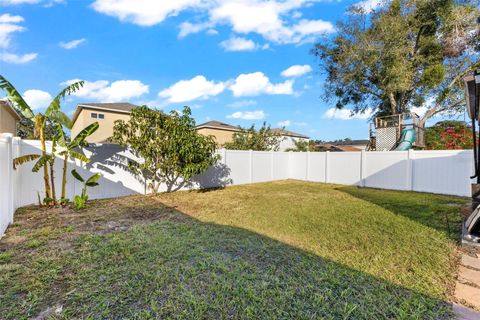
[179, 21, 213, 38]
[0, 13, 24, 23]
[91, 0, 203, 27]
[0, 52, 37, 63]
[91, 0, 335, 45]
[23, 89, 52, 110]
[230, 72, 294, 97]
[208, 1, 334, 44]
[206, 28, 218, 35]
[0, 0, 41, 4]
[227, 100, 257, 108]
[59, 38, 86, 49]
[63, 79, 149, 101]
[353, 0, 385, 13]
[277, 120, 291, 127]
[323, 108, 373, 120]
[219, 37, 259, 52]
[158, 75, 225, 103]
[0, 13, 38, 63]
[227, 110, 265, 120]
[0, 14, 25, 48]
[281, 64, 312, 77]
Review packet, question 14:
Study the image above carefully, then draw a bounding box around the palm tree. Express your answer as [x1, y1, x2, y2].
[0, 75, 84, 201]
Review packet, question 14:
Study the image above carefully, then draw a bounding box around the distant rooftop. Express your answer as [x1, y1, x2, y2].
[196, 120, 241, 132]
[327, 139, 369, 146]
[271, 128, 309, 139]
[72, 102, 139, 123]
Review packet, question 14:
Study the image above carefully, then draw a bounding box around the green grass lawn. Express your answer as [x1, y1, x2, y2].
[0, 180, 466, 319]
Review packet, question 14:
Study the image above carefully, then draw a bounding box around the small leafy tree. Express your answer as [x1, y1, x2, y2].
[286, 140, 316, 152]
[223, 123, 283, 151]
[71, 169, 101, 209]
[113, 105, 218, 193]
[425, 121, 474, 150]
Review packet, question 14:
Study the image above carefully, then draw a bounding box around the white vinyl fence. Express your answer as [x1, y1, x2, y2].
[0, 134, 474, 236]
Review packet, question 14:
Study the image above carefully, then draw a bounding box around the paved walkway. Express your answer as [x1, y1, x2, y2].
[454, 248, 480, 319]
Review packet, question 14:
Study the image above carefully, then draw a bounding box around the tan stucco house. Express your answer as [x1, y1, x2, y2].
[71, 103, 138, 143]
[196, 121, 241, 146]
[0, 99, 21, 135]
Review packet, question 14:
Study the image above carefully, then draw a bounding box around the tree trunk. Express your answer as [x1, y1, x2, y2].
[61, 153, 68, 199]
[40, 125, 51, 199]
[50, 161, 56, 204]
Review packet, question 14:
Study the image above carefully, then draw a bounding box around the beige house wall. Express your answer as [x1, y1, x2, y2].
[71, 108, 130, 143]
[196, 128, 238, 146]
[0, 106, 18, 135]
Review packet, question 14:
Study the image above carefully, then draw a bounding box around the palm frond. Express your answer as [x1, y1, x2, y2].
[69, 151, 90, 163]
[85, 173, 102, 186]
[0, 74, 34, 119]
[55, 122, 67, 147]
[45, 81, 84, 118]
[71, 169, 84, 183]
[32, 155, 50, 172]
[49, 110, 72, 129]
[13, 154, 40, 169]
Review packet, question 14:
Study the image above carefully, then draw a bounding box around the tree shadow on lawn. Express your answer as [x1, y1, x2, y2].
[335, 185, 467, 241]
[1, 199, 456, 320]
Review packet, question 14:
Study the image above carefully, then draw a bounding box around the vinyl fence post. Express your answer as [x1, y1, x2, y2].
[4, 134, 14, 224]
[360, 150, 366, 187]
[407, 149, 414, 191]
[221, 148, 227, 165]
[306, 151, 310, 181]
[249, 149, 253, 184]
[325, 151, 330, 183]
[12, 137, 21, 212]
[270, 150, 274, 180]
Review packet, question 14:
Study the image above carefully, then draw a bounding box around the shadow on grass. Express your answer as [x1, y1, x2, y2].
[0, 201, 454, 319]
[335, 185, 466, 241]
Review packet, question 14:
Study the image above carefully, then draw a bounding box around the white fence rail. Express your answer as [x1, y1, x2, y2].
[0, 134, 474, 236]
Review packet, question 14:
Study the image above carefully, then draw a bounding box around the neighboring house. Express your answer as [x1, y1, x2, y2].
[196, 120, 242, 146]
[0, 99, 20, 135]
[329, 139, 369, 151]
[71, 103, 138, 143]
[271, 128, 309, 151]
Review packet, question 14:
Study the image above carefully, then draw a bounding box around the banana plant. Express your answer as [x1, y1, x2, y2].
[57, 122, 99, 200]
[71, 169, 101, 210]
[1, 74, 84, 201]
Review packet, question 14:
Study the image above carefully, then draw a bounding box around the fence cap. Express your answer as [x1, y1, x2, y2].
[0, 133, 13, 143]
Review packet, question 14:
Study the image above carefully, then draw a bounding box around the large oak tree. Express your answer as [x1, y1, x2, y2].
[313, 0, 480, 125]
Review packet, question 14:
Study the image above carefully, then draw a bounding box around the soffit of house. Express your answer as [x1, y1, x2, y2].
[196, 120, 241, 132]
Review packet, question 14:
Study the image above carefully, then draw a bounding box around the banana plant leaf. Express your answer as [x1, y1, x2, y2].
[0, 75, 34, 119]
[13, 154, 40, 169]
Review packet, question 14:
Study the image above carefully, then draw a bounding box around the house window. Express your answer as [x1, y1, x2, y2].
[91, 113, 98, 118]
[98, 113, 105, 119]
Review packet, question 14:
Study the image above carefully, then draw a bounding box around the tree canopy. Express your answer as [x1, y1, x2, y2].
[223, 123, 283, 151]
[113, 106, 218, 193]
[313, 0, 480, 125]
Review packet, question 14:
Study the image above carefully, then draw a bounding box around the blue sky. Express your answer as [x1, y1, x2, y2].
[0, 0, 426, 141]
